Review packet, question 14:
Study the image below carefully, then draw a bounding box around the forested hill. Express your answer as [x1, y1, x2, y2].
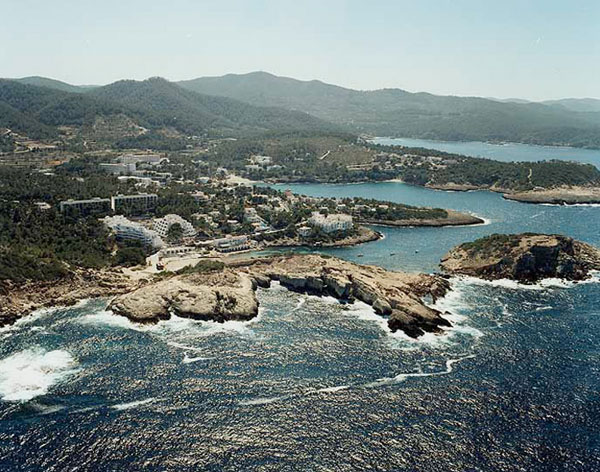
[13, 76, 91, 93]
[179, 71, 600, 149]
[0, 77, 338, 140]
[87, 77, 338, 135]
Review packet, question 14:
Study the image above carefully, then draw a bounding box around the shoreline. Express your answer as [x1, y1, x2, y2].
[0, 269, 137, 328]
[109, 253, 454, 339]
[358, 209, 484, 227]
[502, 187, 600, 205]
[368, 136, 600, 152]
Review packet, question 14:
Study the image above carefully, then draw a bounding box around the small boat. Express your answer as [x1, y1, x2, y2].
[390, 252, 396, 256]
[415, 250, 419, 253]
[357, 253, 364, 257]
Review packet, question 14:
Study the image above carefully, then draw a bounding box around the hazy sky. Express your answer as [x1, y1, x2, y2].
[2, 0, 598, 100]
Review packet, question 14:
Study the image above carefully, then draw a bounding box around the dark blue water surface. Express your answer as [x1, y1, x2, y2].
[373, 137, 600, 168]
[1, 181, 600, 471]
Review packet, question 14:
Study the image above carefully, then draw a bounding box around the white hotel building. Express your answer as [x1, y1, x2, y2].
[308, 212, 353, 234]
[104, 215, 164, 249]
[152, 214, 196, 238]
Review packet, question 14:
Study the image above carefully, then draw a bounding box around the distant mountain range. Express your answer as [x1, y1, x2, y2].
[178, 72, 600, 148]
[3, 72, 600, 148]
[0, 77, 338, 140]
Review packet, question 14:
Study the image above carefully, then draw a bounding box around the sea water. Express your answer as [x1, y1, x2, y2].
[1, 181, 599, 471]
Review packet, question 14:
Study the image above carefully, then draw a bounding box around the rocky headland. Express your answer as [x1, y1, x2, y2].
[264, 226, 382, 248]
[440, 233, 600, 282]
[0, 269, 136, 328]
[109, 254, 453, 338]
[359, 209, 484, 227]
[502, 186, 600, 205]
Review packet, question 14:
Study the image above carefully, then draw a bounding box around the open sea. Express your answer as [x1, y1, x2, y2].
[1, 141, 600, 471]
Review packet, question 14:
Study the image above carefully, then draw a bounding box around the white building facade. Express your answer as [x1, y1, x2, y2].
[152, 214, 196, 238]
[308, 212, 353, 234]
[104, 215, 164, 249]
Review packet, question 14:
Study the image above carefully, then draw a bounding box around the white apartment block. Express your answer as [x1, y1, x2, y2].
[308, 212, 353, 234]
[104, 215, 164, 249]
[111, 193, 158, 213]
[153, 214, 196, 238]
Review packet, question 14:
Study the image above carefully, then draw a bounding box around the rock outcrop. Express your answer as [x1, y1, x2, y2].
[440, 233, 600, 282]
[0, 269, 135, 328]
[107, 254, 452, 339]
[503, 186, 600, 205]
[109, 271, 258, 323]
[239, 254, 452, 338]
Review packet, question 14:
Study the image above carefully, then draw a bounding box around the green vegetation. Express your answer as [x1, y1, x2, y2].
[166, 223, 184, 243]
[0, 202, 114, 282]
[176, 259, 225, 275]
[460, 233, 524, 255]
[114, 246, 146, 267]
[0, 78, 339, 142]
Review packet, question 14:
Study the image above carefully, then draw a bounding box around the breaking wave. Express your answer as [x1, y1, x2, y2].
[0, 348, 79, 402]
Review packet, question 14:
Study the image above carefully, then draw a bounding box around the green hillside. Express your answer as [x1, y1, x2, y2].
[0, 77, 338, 140]
[13, 76, 89, 93]
[179, 71, 600, 148]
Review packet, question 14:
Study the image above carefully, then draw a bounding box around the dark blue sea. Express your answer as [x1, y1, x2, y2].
[1, 146, 600, 470]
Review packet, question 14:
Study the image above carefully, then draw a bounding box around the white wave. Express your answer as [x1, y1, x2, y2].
[343, 301, 391, 333]
[294, 297, 306, 310]
[238, 394, 290, 406]
[78, 310, 152, 331]
[451, 274, 598, 291]
[167, 341, 205, 352]
[111, 397, 160, 411]
[80, 307, 262, 339]
[182, 354, 213, 364]
[0, 348, 79, 402]
[540, 203, 600, 208]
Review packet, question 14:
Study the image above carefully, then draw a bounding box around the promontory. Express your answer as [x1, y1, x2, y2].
[440, 233, 600, 282]
[109, 254, 453, 338]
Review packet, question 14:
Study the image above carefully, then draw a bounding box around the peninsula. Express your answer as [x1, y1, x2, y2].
[109, 254, 452, 338]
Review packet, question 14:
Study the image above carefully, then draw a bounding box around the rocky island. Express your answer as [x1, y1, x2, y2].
[440, 233, 600, 282]
[109, 254, 452, 338]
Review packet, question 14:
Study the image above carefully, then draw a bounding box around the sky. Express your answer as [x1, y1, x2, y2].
[1, 0, 598, 100]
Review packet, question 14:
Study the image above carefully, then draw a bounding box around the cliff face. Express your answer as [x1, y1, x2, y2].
[440, 233, 600, 282]
[242, 254, 452, 338]
[109, 254, 452, 339]
[0, 269, 135, 328]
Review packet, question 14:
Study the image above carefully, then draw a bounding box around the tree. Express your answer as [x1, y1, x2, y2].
[167, 223, 184, 243]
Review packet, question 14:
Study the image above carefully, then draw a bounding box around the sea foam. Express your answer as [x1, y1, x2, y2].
[0, 348, 79, 402]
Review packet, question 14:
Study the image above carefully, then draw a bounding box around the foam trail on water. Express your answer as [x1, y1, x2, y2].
[111, 397, 160, 411]
[182, 354, 213, 364]
[309, 385, 349, 394]
[167, 341, 205, 352]
[239, 394, 291, 406]
[0, 348, 79, 402]
[364, 354, 476, 388]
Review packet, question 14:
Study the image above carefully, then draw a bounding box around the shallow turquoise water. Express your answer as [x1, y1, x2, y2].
[373, 137, 600, 168]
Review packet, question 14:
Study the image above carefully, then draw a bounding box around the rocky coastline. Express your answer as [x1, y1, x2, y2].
[264, 226, 382, 249]
[359, 209, 484, 227]
[109, 254, 453, 339]
[0, 269, 136, 328]
[440, 233, 600, 282]
[502, 186, 600, 205]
